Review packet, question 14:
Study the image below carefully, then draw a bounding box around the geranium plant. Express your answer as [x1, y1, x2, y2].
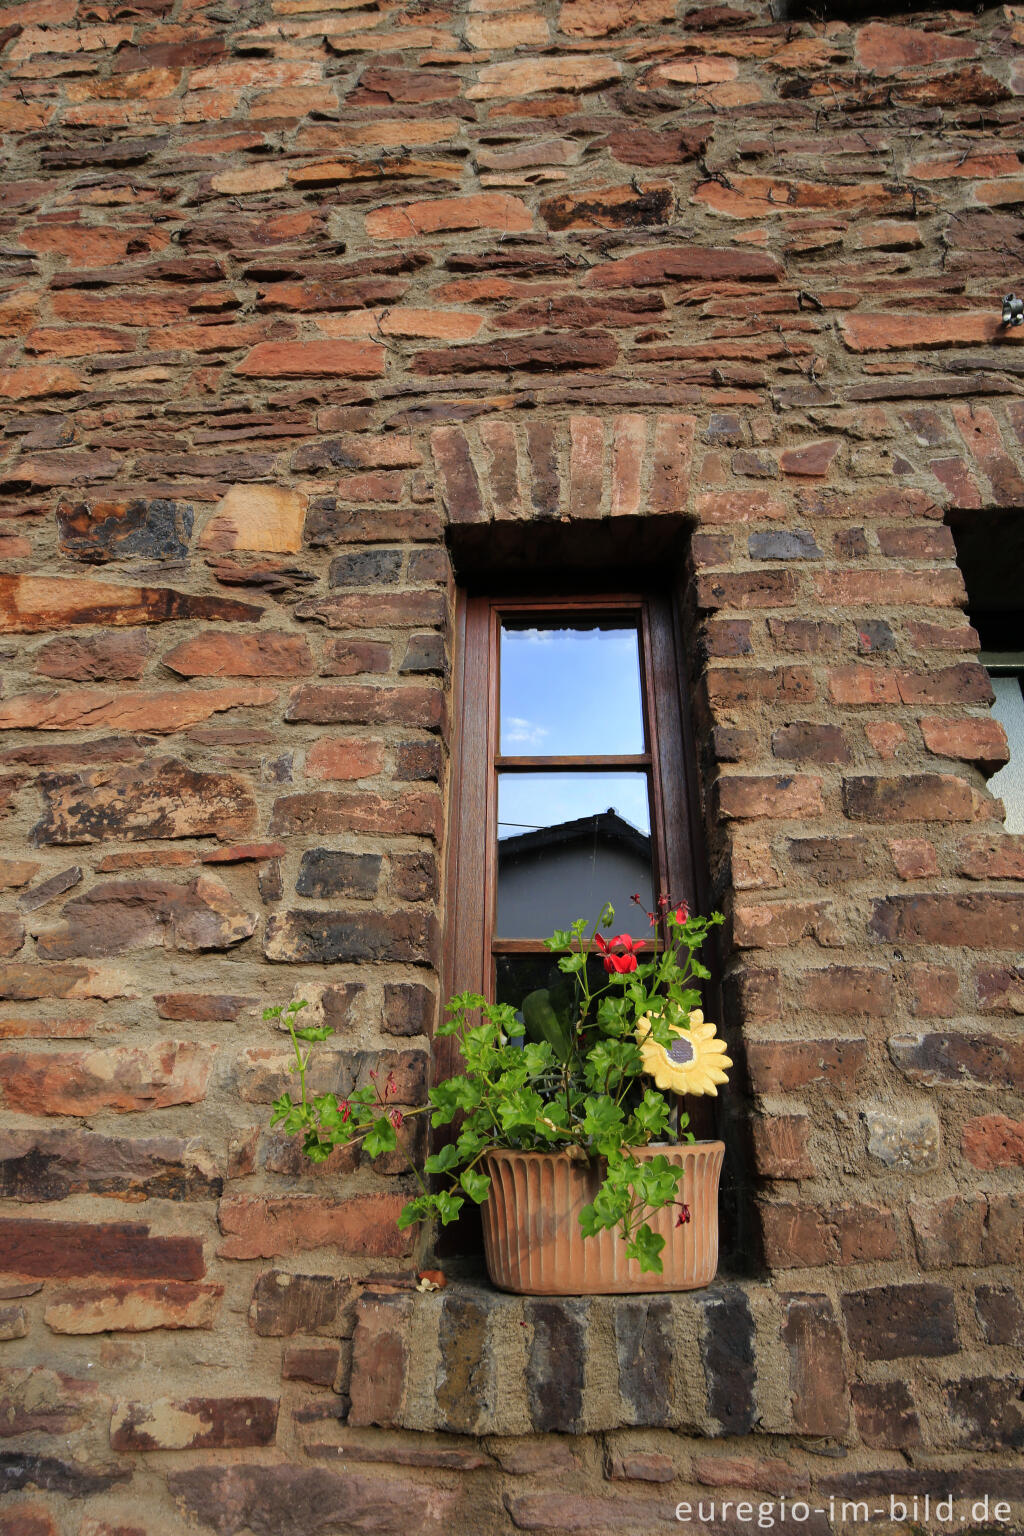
[269, 896, 729, 1274]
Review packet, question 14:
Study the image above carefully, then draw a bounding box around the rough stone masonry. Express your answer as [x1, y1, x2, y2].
[1, 0, 1023, 1531]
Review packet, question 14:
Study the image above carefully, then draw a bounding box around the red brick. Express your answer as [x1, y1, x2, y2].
[889, 838, 940, 880]
[872, 893, 1024, 949]
[717, 775, 823, 821]
[33, 632, 151, 682]
[217, 1195, 414, 1259]
[844, 774, 989, 823]
[956, 835, 1024, 880]
[707, 667, 814, 707]
[975, 966, 1024, 1013]
[649, 412, 695, 513]
[896, 665, 993, 706]
[906, 963, 960, 1018]
[841, 313, 1015, 352]
[864, 721, 908, 760]
[0, 685, 274, 734]
[162, 634, 313, 678]
[366, 194, 532, 240]
[0, 1043, 216, 1116]
[772, 723, 848, 764]
[235, 342, 385, 378]
[43, 1280, 223, 1334]
[781, 1294, 848, 1436]
[0, 1219, 204, 1280]
[889, 1031, 1024, 1088]
[962, 1115, 1024, 1170]
[827, 667, 900, 705]
[759, 1201, 901, 1268]
[798, 965, 893, 1016]
[745, 1039, 867, 1093]
[814, 569, 964, 607]
[0, 574, 261, 634]
[285, 685, 441, 728]
[779, 441, 840, 477]
[733, 899, 837, 949]
[751, 1114, 814, 1179]
[768, 618, 842, 653]
[698, 490, 788, 524]
[304, 740, 385, 781]
[920, 716, 1009, 773]
[697, 570, 799, 611]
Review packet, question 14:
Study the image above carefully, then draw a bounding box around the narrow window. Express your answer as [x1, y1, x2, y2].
[441, 590, 704, 1081]
[949, 507, 1024, 831]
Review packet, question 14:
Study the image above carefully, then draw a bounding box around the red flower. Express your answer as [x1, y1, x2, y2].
[673, 902, 689, 924]
[594, 932, 643, 973]
[675, 1203, 691, 1228]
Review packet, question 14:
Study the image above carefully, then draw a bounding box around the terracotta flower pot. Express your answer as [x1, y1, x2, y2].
[479, 1141, 725, 1295]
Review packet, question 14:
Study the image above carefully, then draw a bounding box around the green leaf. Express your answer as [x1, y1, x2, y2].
[582, 1095, 624, 1151]
[625, 1223, 665, 1274]
[295, 1024, 334, 1042]
[362, 1115, 398, 1158]
[424, 1143, 460, 1175]
[460, 1167, 490, 1204]
[521, 988, 573, 1062]
[435, 1189, 465, 1225]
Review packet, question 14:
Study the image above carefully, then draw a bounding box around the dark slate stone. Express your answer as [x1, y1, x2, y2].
[699, 1285, 756, 1434]
[614, 1296, 675, 1426]
[382, 983, 435, 1037]
[842, 1283, 959, 1360]
[328, 549, 403, 587]
[0, 1452, 130, 1496]
[527, 1298, 587, 1433]
[748, 530, 822, 561]
[57, 497, 194, 564]
[296, 849, 381, 900]
[943, 1376, 1024, 1450]
[857, 619, 897, 654]
[399, 634, 445, 675]
[264, 909, 436, 966]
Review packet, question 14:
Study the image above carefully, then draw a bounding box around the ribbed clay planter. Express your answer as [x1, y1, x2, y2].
[479, 1141, 725, 1295]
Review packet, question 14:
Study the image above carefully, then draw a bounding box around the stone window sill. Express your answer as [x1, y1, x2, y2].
[345, 1277, 848, 1440]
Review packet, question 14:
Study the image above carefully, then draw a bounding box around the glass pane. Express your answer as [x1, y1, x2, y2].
[499, 622, 645, 757]
[494, 952, 610, 1021]
[988, 676, 1024, 834]
[496, 772, 653, 939]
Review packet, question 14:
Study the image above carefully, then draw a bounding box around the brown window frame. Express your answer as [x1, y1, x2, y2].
[438, 588, 704, 1087]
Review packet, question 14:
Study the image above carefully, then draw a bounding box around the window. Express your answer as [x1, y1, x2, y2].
[949, 507, 1024, 833]
[984, 658, 1024, 834]
[439, 589, 706, 1084]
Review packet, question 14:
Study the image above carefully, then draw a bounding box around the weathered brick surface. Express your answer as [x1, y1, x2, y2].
[0, 1, 1022, 1525]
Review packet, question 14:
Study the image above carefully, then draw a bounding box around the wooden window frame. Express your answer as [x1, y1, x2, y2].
[438, 588, 703, 1087]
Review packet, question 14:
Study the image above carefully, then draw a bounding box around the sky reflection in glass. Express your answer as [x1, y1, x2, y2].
[499, 624, 644, 757]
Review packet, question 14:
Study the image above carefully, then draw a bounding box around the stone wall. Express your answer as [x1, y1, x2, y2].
[1, 0, 1024, 1531]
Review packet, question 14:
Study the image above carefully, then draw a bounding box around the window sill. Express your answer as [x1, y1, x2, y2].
[346, 1277, 849, 1440]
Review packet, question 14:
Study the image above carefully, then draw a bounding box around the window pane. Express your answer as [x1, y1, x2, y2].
[988, 676, 1024, 833]
[496, 772, 653, 938]
[494, 952, 611, 1020]
[499, 622, 645, 757]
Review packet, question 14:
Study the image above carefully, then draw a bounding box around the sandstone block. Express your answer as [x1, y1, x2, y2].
[199, 485, 308, 555]
[44, 1280, 223, 1333]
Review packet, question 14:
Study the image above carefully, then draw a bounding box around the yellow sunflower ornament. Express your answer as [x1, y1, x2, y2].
[635, 1008, 732, 1096]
